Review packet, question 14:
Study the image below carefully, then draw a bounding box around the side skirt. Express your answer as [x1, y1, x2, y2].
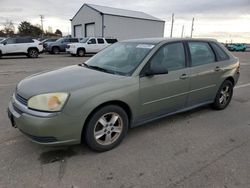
[131, 101, 214, 128]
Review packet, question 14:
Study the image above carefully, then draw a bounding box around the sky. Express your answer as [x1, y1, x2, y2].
[0, 0, 250, 43]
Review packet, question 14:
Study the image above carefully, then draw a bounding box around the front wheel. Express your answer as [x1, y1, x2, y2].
[84, 105, 129, 152]
[212, 80, 233, 110]
[77, 49, 85, 57]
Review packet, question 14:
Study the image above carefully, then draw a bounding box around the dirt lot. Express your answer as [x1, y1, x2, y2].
[0, 52, 250, 188]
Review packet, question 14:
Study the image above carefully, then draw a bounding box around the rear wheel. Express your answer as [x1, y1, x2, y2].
[84, 105, 129, 152]
[52, 47, 60, 54]
[77, 49, 85, 57]
[28, 48, 39, 58]
[212, 80, 233, 110]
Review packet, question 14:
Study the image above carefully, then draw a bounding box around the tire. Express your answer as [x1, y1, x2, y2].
[0, 51, 2, 58]
[77, 49, 85, 57]
[84, 105, 129, 152]
[212, 80, 233, 110]
[52, 47, 60, 54]
[28, 48, 39, 58]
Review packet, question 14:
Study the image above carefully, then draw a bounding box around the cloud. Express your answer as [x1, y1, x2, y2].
[0, 0, 249, 41]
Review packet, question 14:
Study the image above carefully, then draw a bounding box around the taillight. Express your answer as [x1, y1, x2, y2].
[236, 60, 240, 74]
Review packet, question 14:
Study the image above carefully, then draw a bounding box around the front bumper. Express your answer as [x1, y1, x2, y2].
[66, 48, 77, 55]
[7, 95, 83, 146]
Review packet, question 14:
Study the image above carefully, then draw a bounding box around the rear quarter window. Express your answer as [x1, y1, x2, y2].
[105, 39, 118, 44]
[210, 42, 230, 61]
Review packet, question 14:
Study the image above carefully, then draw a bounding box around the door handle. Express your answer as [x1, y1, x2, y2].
[214, 66, 222, 72]
[179, 74, 189, 80]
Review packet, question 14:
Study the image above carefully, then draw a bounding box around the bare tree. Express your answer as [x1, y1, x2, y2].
[3, 20, 15, 36]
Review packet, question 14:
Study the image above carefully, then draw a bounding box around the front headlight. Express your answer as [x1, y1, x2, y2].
[28, 93, 69, 112]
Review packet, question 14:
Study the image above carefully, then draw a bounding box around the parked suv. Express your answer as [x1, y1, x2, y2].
[8, 38, 240, 152]
[44, 38, 80, 54]
[66, 37, 118, 57]
[0, 37, 43, 58]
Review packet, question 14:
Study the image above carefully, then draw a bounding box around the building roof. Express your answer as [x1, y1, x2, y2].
[71, 3, 164, 22]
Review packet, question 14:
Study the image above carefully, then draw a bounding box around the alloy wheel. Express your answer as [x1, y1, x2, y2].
[94, 112, 123, 146]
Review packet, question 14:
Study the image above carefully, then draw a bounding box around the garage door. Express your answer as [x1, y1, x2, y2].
[74, 25, 82, 38]
[85, 23, 95, 37]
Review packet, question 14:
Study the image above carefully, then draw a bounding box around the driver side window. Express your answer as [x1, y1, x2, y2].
[149, 42, 186, 72]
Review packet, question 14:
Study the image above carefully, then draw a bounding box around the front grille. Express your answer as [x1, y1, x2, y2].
[15, 93, 28, 106]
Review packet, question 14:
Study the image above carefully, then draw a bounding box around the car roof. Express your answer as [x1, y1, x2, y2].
[122, 38, 218, 44]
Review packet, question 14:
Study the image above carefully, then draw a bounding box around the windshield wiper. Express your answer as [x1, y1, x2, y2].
[80, 63, 113, 74]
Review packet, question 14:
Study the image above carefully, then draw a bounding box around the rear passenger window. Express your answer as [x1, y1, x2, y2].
[97, 38, 104, 44]
[210, 42, 229, 61]
[150, 42, 186, 72]
[16, 38, 33, 43]
[188, 42, 215, 66]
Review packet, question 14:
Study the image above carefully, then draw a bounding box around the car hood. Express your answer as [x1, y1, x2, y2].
[17, 65, 125, 99]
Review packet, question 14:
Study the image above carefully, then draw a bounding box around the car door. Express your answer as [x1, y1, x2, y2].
[86, 38, 98, 53]
[186, 41, 221, 106]
[15, 38, 32, 53]
[3, 38, 17, 53]
[139, 42, 190, 119]
[97, 38, 106, 52]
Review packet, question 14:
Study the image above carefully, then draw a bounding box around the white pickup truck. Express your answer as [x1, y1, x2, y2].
[66, 37, 117, 57]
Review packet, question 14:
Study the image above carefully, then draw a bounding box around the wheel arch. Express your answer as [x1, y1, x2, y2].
[225, 76, 235, 86]
[81, 100, 133, 142]
[27, 47, 39, 53]
[77, 47, 86, 53]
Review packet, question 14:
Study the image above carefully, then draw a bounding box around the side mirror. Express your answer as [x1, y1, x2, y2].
[144, 65, 168, 76]
[3, 42, 7, 45]
[87, 41, 92, 44]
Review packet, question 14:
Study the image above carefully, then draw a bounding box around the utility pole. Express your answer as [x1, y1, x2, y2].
[191, 17, 194, 38]
[40, 15, 44, 33]
[170, 13, 174, 38]
[181, 25, 184, 38]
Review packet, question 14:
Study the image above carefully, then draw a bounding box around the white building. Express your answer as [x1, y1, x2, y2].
[70, 4, 165, 41]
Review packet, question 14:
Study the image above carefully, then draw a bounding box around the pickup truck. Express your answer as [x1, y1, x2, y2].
[66, 37, 117, 57]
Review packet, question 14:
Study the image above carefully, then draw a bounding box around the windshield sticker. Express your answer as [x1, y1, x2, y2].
[136, 44, 155, 49]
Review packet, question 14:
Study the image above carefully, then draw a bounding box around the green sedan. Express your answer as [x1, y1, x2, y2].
[8, 38, 240, 152]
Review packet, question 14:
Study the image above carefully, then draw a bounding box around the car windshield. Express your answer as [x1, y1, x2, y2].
[56, 38, 64, 43]
[80, 38, 89, 43]
[84, 42, 155, 76]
